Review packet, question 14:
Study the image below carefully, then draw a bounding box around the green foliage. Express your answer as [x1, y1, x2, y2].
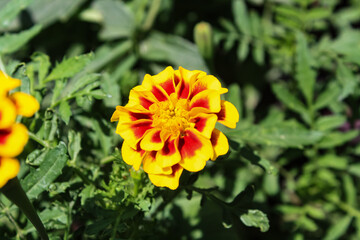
[1, 0, 360, 239]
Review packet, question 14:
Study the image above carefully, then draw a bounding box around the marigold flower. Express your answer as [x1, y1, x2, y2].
[0, 71, 39, 188]
[111, 67, 239, 190]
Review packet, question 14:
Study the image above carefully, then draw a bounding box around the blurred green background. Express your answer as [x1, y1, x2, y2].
[1, 0, 360, 239]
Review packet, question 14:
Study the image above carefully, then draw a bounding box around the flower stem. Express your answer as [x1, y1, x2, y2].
[1, 178, 49, 240]
[28, 132, 51, 148]
[142, 0, 161, 31]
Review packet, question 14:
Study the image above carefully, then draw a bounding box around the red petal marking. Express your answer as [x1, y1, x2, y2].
[161, 138, 176, 156]
[178, 130, 202, 158]
[151, 130, 162, 143]
[129, 112, 152, 121]
[170, 164, 182, 177]
[139, 97, 154, 110]
[191, 98, 209, 109]
[211, 130, 220, 146]
[131, 121, 152, 138]
[0, 111, 2, 120]
[0, 129, 11, 145]
[193, 116, 207, 132]
[217, 106, 226, 121]
[174, 75, 180, 86]
[189, 82, 206, 100]
[151, 86, 168, 102]
[177, 80, 190, 99]
[160, 79, 175, 96]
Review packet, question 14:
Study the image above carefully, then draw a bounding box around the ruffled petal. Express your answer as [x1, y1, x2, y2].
[121, 141, 146, 170]
[0, 97, 17, 129]
[156, 137, 181, 168]
[0, 157, 20, 188]
[111, 105, 152, 122]
[116, 120, 153, 148]
[0, 71, 21, 96]
[140, 128, 165, 151]
[189, 75, 227, 100]
[210, 128, 229, 160]
[175, 67, 206, 99]
[9, 92, 40, 117]
[190, 113, 217, 139]
[0, 123, 28, 157]
[217, 100, 239, 129]
[150, 66, 176, 96]
[189, 90, 221, 114]
[148, 164, 183, 190]
[178, 129, 213, 172]
[128, 89, 158, 110]
[143, 151, 172, 174]
[142, 75, 170, 102]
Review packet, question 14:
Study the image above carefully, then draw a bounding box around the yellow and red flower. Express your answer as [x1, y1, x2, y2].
[111, 67, 239, 189]
[0, 71, 39, 188]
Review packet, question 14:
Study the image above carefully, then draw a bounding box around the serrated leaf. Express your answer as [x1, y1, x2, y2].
[272, 83, 310, 124]
[295, 31, 316, 104]
[59, 101, 71, 125]
[317, 130, 358, 149]
[315, 115, 346, 131]
[45, 53, 93, 82]
[31, 52, 51, 85]
[232, 0, 250, 35]
[240, 209, 269, 232]
[336, 60, 357, 100]
[324, 216, 352, 240]
[0, 25, 42, 54]
[21, 142, 69, 199]
[229, 124, 323, 148]
[314, 82, 341, 110]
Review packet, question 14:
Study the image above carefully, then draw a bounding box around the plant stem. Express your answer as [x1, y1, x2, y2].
[100, 155, 117, 165]
[110, 214, 121, 240]
[0, 200, 25, 239]
[28, 132, 51, 148]
[142, 0, 161, 31]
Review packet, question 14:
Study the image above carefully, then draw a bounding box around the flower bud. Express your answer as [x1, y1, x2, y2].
[194, 22, 213, 60]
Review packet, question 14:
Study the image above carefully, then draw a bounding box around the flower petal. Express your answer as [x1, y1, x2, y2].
[128, 89, 158, 110]
[143, 151, 172, 174]
[142, 75, 170, 102]
[9, 92, 40, 117]
[140, 128, 165, 151]
[121, 141, 145, 170]
[178, 129, 213, 172]
[148, 164, 183, 190]
[175, 67, 206, 99]
[116, 120, 153, 149]
[156, 137, 181, 168]
[190, 113, 217, 139]
[111, 105, 152, 122]
[189, 90, 221, 114]
[210, 128, 229, 160]
[150, 66, 176, 96]
[189, 75, 227, 100]
[0, 71, 21, 96]
[217, 100, 239, 129]
[0, 123, 28, 157]
[0, 157, 20, 188]
[0, 97, 17, 129]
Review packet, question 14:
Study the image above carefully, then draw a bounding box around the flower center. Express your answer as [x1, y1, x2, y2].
[150, 98, 192, 134]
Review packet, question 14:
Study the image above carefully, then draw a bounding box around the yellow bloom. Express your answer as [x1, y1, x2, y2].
[111, 67, 239, 190]
[0, 71, 39, 188]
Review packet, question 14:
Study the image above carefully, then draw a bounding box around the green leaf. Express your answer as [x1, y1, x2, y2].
[314, 154, 348, 170]
[240, 209, 270, 232]
[272, 83, 310, 124]
[229, 124, 323, 148]
[237, 36, 250, 61]
[348, 164, 360, 177]
[315, 115, 346, 131]
[295, 31, 316, 104]
[0, 0, 33, 29]
[59, 101, 72, 125]
[45, 53, 93, 82]
[94, 0, 135, 40]
[0, 25, 42, 54]
[21, 142, 69, 199]
[336, 60, 357, 100]
[343, 175, 356, 206]
[239, 147, 277, 174]
[324, 216, 352, 240]
[314, 82, 341, 110]
[140, 32, 208, 72]
[68, 130, 81, 162]
[232, 0, 250, 35]
[317, 130, 358, 149]
[263, 174, 279, 196]
[31, 52, 51, 85]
